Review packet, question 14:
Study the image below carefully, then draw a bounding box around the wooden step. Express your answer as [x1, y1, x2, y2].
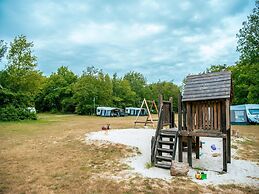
[155, 163, 171, 169]
[162, 122, 172, 126]
[156, 155, 172, 161]
[157, 148, 174, 153]
[160, 132, 176, 137]
[158, 140, 174, 145]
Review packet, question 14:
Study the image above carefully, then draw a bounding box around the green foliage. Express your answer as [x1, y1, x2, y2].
[124, 71, 147, 105]
[232, 63, 259, 104]
[112, 73, 136, 108]
[201, 2, 259, 105]
[148, 81, 180, 111]
[0, 35, 43, 121]
[233, 1, 259, 104]
[0, 105, 37, 121]
[3, 35, 44, 96]
[236, 1, 259, 64]
[0, 40, 7, 62]
[206, 64, 228, 73]
[73, 67, 113, 115]
[35, 66, 77, 112]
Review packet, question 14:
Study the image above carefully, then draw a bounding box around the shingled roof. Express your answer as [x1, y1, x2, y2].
[182, 71, 232, 102]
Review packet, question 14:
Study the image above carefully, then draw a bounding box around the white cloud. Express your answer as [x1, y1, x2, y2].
[68, 22, 165, 44]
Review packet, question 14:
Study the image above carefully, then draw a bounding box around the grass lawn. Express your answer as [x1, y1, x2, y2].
[0, 113, 258, 194]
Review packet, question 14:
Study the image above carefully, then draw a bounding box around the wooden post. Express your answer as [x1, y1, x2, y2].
[226, 99, 231, 163]
[188, 136, 192, 167]
[196, 136, 200, 159]
[187, 103, 193, 167]
[183, 102, 187, 130]
[223, 137, 227, 172]
[227, 129, 231, 163]
[158, 95, 163, 116]
[222, 100, 227, 171]
[178, 94, 183, 162]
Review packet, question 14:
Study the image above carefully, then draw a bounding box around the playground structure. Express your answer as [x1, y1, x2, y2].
[151, 71, 232, 172]
[134, 98, 159, 128]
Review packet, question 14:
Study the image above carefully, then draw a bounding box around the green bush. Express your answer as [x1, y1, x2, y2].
[0, 105, 37, 121]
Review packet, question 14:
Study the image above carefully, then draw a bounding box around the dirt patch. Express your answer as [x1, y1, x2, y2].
[231, 125, 259, 163]
[0, 114, 258, 193]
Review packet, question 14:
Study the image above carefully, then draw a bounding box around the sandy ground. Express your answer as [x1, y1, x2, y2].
[86, 128, 259, 186]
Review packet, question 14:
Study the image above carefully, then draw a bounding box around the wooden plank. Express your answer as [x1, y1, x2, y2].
[183, 102, 187, 130]
[187, 136, 192, 167]
[226, 99, 230, 130]
[187, 73, 231, 81]
[217, 102, 221, 131]
[186, 103, 191, 131]
[178, 136, 183, 162]
[184, 81, 231, 89]
[144, 98, 154, 127]
[158, 95, 163, 116]
[187, 71, 231, 80]
[214, 102, 217, 130]
[178, 94, 182, 131]
[210, 102, 213, 130]
[179, 130, 226, 138]
[183, 91, 230, 99]
[223, 137, 227, 172]
[169, 97, 173, 128]
[226, 99, 231, 163]
[204, 103, 208, 129]
[195, 103, 198, 130]
[196, 136, 200, 159]
[182, 95, 231, 102]
[227, 129, 231, 163]
[183, 87, 231, 96]
[192, 103, 195, 130]
[184, 83, 231, 91]
[186, 77, 231, 85]
[199, 103, 202, 129]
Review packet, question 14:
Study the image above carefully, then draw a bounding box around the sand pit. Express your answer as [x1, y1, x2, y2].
[86, 128, 259, 186]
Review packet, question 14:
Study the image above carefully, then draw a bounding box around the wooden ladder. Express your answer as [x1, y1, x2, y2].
[151, 98, 178, 169]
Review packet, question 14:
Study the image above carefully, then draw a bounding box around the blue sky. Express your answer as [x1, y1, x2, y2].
[0, 0, 255, 84]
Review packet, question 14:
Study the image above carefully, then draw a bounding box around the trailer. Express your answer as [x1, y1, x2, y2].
[96, 107, 125, 117]
[231, 104, 259, 124]
[125, 107, 147, 116]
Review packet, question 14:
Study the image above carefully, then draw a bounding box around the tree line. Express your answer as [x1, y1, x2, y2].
[0, 2, 258, 121]
[0, 36, 180, 120]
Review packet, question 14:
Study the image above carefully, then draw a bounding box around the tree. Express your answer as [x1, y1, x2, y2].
[112, 73, 136, 107]
[4, 35, 43, 96]
[148, 81, 180, 111]
[73, 67, 113, 115]
[35, 66, 77, 112]
[205, 64, 228, 73]
[236, 1, 259, 64]
[233, 1, 259, 104]
[0, 36, 42, 121]
[124, 71, 147, 105]
[0, 40, 7, 62]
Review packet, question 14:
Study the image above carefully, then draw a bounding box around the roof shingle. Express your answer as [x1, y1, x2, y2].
[182, 71, 232, 101]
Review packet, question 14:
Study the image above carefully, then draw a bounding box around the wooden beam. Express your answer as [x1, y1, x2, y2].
[223, 137, 227, 172]
[178, 94, 182, 131]
[179, 130, 226, 138]
[188, 136, 192, 167]
[178, 94, 183, 162]
[196, 136, 200, 159]
[227, 128, 231, 163]
[134, 99, 145, 127]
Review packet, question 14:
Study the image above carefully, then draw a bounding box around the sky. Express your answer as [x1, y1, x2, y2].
[0, 0, 256, 84]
